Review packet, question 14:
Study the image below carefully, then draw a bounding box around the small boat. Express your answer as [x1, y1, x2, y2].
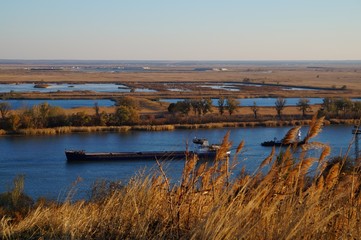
[193, 137, 208, 144]
[261, 139, 305, 147]
[261, 139, 284, 147]
[66, 138, 230, 162]
[261, 129, 304, 147]
[34, 83, 50, 89]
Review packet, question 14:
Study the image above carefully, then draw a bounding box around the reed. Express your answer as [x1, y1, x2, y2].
[132, 125, 175, 131]
[1, 116, 361, 239]
[12, 126, 132, 135]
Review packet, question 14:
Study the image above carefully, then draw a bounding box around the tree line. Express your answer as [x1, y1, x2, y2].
[320, 97, 361, 118]
[0, 96, 360, 132]
[167, 97, 240, 116]
[167, 96, 361, 120]
[0, 97, 140, 132]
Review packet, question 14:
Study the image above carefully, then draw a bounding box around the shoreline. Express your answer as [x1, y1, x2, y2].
[0, 118, 359, 136]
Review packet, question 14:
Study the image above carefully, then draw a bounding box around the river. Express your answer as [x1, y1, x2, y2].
[0, 125, 357, 200]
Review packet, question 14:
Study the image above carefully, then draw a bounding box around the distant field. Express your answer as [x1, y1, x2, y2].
[0, 63, 360, 99]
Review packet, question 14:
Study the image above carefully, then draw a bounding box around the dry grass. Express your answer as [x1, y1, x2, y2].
[1, 116, 361, 239]
[1, 65, 361, 102]
[0, 118, 351, 136]
[15, 126, 132, 135]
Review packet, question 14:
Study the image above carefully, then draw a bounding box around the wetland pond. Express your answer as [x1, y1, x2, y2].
[0, 97, 343, 110]
[0, 83, 156, 93]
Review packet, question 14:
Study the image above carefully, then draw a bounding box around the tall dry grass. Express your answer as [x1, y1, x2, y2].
[10, 126, 132, 135]
[1, 116, 361, 239]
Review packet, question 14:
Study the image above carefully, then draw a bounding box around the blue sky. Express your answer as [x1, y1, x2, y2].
[1, 0, 360, 60]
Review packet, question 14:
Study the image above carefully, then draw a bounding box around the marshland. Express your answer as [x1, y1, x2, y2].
[3, 0, 361, 237]
[0, 61, 361, 239]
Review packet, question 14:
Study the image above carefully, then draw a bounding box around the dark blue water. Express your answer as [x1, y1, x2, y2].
[0, 99, 115, 109]
[0, 126, 356, 200]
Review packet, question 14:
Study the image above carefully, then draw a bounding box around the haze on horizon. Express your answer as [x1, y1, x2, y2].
[1, 0, 360, 61]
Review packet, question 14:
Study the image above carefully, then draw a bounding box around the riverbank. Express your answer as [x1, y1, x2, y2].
[0, 118, 359, 136]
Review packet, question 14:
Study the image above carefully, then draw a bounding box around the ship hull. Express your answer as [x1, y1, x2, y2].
[65, 150, 218, 162]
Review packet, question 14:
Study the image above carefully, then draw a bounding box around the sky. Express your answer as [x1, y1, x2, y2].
[1, 0, 360, 61]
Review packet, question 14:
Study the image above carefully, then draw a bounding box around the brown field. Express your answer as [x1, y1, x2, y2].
[1, 64, 361, 100]
[1, 63, 360, 128]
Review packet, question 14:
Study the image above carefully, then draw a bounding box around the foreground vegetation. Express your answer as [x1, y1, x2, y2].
[1, 116, 361, 239]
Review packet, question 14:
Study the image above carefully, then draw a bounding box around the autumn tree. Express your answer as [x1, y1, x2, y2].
[114, 106, 139, 125]
[116, 96, 139, 109]
[218, 96, 225, 115]
[167, 100, 191, 115]
[69, 112, 92, 126]
[8, 114, 21, 131]
[275, 97, 286, 119]
[191, 100, 202, 116]
[250, 101, 259, 119]
[201, 98, 213, 115]
[226, 97, 240, 116]
[0, 102, 11, 120]
[297, 98, 311, 117]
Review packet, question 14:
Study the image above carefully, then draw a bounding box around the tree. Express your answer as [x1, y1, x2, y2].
[38, 102, 51, 128]
[0, 102, 11, 120]
[352, 101, 361, 119]
[69, 112, 92, 126]
[322, 97, 335, 113]
[201, 98, 212, 115]
[168, 103, 177, 115]
[8, 114, 21, 131]
[48, 107, 68, 127]
[225, 97, 240, 116]
[93, 102, 107, 126]
[190, 100, 202, 116]
[275, 97, 286, 119]
[334, 98, 353, 116]
[167, 100, 191, 115]
[114, 106, 139, 125]
[297, 98, 311, 118]
[218, 96, 225, 115]
[250, 101, 259, 119]
[20, 109, 35, 128]
[178, 100, 191, 115]
[116, 96, 138, 109]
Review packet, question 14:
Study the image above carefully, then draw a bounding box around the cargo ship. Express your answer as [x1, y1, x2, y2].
[65, 138, 230, 162]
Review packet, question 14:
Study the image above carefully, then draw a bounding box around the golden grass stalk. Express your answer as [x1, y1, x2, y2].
[260, 146, 275, 169]
[319, 144, 331, 163]
[235, 140, 244, 155]
[215, 131, 232, 161]
[325, 162, 340, 189]
[282, 126, 302, 144]
[304, 115, 325, 143]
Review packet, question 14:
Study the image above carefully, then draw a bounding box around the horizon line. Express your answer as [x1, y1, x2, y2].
[1, 59, 361, 62]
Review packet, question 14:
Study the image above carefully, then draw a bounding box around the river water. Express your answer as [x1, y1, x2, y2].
[0, 125, 356, 200]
